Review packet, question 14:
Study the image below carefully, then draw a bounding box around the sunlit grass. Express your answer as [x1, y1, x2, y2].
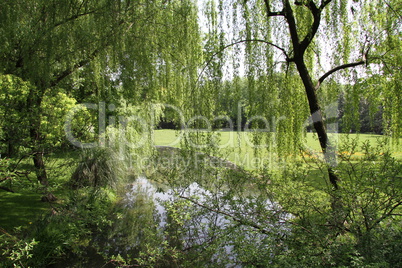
[153, 130, 402, 169]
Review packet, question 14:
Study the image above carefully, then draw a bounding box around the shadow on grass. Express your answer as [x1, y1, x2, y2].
[0, 191, 50, 232]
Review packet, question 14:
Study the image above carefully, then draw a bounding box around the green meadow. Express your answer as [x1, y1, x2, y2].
[153, 130, 402, 168]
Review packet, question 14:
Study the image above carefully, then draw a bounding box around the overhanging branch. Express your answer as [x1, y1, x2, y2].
[50, 48, 101, 88]
[49, 17, 131, 88]
[315, 60, 366, 90]
[53, 9, 102, 28]
[197, 39, 289, 83]
[179, 195, 273, 235]
[222, 39, 289, 58]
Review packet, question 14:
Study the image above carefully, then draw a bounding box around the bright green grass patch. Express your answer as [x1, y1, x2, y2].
[153, 130, 402, 153]
[153, 130, 402, 168]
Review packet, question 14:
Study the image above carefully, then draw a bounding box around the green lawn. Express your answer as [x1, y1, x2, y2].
[0, 150, 78, 233]
[154, 130, 402, 169]
[0, 191, 50, 231]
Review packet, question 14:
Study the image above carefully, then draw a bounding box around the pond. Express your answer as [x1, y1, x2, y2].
[113, 176, 291, 267]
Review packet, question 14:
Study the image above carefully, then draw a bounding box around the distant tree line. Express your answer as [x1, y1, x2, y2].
[159, 76, 385, 135]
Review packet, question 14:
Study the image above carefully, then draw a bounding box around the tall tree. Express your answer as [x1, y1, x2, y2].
[199, 0, 401, 185]
[189, 0, 402, 231]
[0, 0, 201, 185]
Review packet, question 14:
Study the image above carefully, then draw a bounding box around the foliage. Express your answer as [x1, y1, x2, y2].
[268, 138, 402, 267]
[0, 158, 17, 192]
[0, 74, 32, 156]
[70, 148, 120, 189]
[0, 187, 117, 267]
[0, 229, 38, 268]
[121, 135, 401, 267]
[1, 0, 401, 266]
[40, 89, 94, 149]
[0, 0, 202, 184]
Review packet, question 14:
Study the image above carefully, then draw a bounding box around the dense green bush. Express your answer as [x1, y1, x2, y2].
[269, 139, 402, 267]
[0, 187, 116, 267]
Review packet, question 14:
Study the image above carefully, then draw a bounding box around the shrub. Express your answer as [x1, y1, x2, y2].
[70, 148, 120, 189]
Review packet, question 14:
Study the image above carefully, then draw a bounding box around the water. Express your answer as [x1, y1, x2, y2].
[122, 176, 291, 266]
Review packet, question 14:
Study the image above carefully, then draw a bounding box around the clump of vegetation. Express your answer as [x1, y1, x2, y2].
[70, 148, 120, 190]
[267, 140, 402, 267]
[0, 228, 38, 268]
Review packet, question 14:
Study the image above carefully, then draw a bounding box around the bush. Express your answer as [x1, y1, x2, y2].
[269, 138, 402, 267]
[70, 148, 120, 189]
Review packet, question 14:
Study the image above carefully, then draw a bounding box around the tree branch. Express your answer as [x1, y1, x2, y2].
[315, 59, 366, 90]
[49, 14, 135, 88]
[263, 0, 285, 17]
[284, 0, 300, 54]
[370, 200, 402, 231]
[197, 39, 289, 84]
[50, 47, 101, 88]
[224, 39, 289, 58]
[53, 9, 102, 28]
[0, 186, 14, 193]
[319, 0, 333, 11]
[299, 1, 321, 53]
[179, 195, 273, 235]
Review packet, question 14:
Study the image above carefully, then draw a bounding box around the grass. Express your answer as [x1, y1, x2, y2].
[153, 130, 402, 168]
[0, 150, 79, 233]
[0, 191, 50, 231]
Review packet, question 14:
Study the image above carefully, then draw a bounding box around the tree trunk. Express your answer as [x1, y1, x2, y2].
[28, 89, 49, 186]
[294, 58, 339, 189]
[33, 150, 48, 186]
[294, 58, 345, 231]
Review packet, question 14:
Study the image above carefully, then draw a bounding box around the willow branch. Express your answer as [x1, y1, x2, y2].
[384, 0, 402, 20]
[179, 195, 272, 235]
[50, 18, 130, 87]
[50, 48, 101, 88]
[263, 0, 285, 17]
[315, 60, 366, 90]
[53, 9, 102, 28]
[320, 0, 333, 11]
[226, 39, 288, 57]
[197, 39, 289, 84]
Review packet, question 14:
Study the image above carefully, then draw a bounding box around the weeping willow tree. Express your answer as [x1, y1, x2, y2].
[194, 0, 401, 188]
[0, 0, 202, 185]
[147, 1, 400, 265]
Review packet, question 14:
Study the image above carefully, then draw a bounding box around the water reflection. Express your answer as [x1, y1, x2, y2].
[123, 176, 290, 266]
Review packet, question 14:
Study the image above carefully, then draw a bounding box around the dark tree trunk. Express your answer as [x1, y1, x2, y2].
[6, 139, 15, 157]
[295, 54, 345, 232]
[281, 0, 345, 230]
[281, 0, 340, 190]
[28, 85, 49, 186]
[33, 150, 48, 186]
[294, 59, 339, 189]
